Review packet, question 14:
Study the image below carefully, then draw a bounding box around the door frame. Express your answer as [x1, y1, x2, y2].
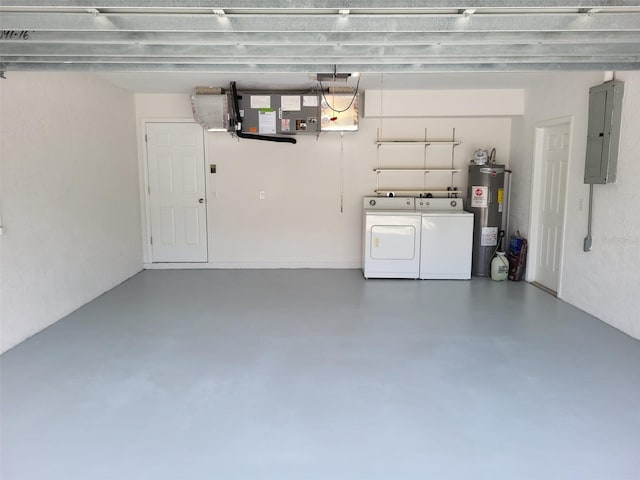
[138, 118, 208, 265]
[526, 115, 573, 296]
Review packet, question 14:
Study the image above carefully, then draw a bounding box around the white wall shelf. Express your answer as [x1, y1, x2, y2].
[375, 140, 461, 146]
[374, 168, 461, 173]
[375, 128, 461, 196]
[374, 188, 462, 195]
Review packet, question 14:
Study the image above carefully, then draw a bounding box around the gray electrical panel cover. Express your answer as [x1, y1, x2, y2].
[234, 91, 359, 135]
[584, 80, 624, 184]
[235, 91, 321, 135]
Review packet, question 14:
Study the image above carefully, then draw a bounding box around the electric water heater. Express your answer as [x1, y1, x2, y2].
[467, 164, 506, 276]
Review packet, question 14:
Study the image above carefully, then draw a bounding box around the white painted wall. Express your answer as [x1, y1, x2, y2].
[136, 93, 512, 268]
[0, 72, 142, 353]
[509, 71, 640, 340]
[365, 89, 525, 117]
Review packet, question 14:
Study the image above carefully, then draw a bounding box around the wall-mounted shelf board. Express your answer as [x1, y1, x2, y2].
[374, 168, 461, 173]
[376, 141, 461, 146]
[374, 189, 462, 195]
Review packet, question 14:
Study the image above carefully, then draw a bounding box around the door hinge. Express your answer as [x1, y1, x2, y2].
[145, 134, 148, 142]
[148, 186, 151, 195]
[150, 236, 153, 245]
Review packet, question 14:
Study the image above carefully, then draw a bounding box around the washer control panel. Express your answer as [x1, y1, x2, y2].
[415, 198, 464, 211]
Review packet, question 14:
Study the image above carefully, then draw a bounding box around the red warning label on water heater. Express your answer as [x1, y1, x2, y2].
[471, 186, 488, 208]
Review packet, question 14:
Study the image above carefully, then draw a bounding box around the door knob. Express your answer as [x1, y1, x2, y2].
[198, 198, 204, 204]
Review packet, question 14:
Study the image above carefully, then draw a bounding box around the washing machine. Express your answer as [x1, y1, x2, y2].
[417, 198, 474, 280]
[363, 197, 421, 279]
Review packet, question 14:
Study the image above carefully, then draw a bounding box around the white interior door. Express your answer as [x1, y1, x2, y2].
[146, 123, 207, 263]
[534, 123, 570, 292]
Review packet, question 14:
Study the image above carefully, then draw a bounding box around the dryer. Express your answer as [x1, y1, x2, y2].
[417, 198, 474, 280]
[363, 197, 421, 279]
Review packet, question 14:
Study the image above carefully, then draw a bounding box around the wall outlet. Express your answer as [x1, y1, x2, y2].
[259, 190, 265, 200]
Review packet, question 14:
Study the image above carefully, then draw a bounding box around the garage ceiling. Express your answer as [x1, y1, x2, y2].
[1, 1, 640, 79]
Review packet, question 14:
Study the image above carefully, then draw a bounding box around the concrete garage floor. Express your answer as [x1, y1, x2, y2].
[2, 269, 639, 480]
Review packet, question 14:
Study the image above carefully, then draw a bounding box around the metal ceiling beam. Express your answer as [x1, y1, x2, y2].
[2, 1, 639, 9]
[4, 62, 638, 72]
[2, 4, 639, 74]
[6, 30, 639, 46]
[4, 43, 639, 58]
[3, 12, 640, 32]
[7, 55, 638, 64]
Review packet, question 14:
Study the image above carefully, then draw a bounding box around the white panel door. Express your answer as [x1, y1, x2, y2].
[146, 123, 207, 262]
[536, 123, 570, 292]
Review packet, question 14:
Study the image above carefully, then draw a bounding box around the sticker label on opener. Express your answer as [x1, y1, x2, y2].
[481, 227, 499, 246]
[471, 186, 488, 208]
[498, 187, 504, 213]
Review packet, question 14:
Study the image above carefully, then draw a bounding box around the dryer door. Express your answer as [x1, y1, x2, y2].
[363, 213, 421, 279]
[370, 225, 417, 259]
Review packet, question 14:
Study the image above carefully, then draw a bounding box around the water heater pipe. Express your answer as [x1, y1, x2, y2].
[502, 169, 513, 251]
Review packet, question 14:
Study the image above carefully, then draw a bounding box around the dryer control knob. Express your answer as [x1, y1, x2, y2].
[450, 200, 457, 207]
[369, 199, 376, 206]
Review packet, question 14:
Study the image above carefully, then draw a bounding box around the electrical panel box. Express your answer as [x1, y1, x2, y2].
[584, 80, 624, 184]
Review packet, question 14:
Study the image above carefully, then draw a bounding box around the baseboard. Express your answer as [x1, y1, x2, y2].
[531, 281, 558, 297]
[144, 260, 362, 270]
